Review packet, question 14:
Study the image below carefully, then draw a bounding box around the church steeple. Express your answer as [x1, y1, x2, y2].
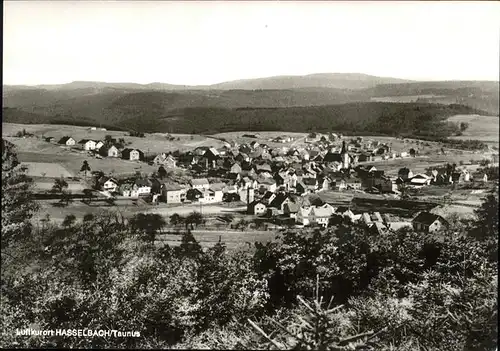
[341, 140, 347, 154]
[340, 140, 349, 169]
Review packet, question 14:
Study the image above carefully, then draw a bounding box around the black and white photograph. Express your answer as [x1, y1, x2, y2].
[2, 1, 499, 349]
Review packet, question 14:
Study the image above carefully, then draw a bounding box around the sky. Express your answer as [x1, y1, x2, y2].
[3, 1, 500, 86]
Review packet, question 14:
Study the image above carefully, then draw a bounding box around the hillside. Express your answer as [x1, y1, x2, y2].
[4, 73, 412, 92]
[209, 73, 413, 90]
[4, 102, 488, 138]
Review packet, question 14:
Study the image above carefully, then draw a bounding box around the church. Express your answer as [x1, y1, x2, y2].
[322, 141, 353, 170]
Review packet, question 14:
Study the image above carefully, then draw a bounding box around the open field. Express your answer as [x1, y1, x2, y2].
[22, 161, 73, 178]
[370, 95, 446, 103]
[3, 123, 225, 153]
[447, 115, 499, 145]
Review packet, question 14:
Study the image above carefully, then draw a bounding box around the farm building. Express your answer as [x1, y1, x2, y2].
[98, 177, 119, 193]
[412, 212, 448, 233]
[161, 183, 186, 203]
[78, 139, 97, 151]
[58, 136, 76, 146]
[153, 153, 177, 168]
[99, 145, 119, 158]
[248, 200, 267, 215]
[132, 178, 152, 196]
[45, 136, 55, 142]
[122, 148, 144, 161]
[95, 141, 105, 150]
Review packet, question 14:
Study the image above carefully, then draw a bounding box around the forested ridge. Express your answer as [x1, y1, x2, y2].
[3, 102, 490, 137]
[1, 139, 498, 349]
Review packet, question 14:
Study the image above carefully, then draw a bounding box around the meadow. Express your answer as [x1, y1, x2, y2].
[447, 114, 499, 144]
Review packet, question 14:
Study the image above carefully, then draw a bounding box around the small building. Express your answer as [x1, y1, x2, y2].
[58, 136, 76, 146]
[132, 178, 152, 196]
[78, 139, 97, 151]
[248, 200, 267, 215]
[121, 148, 144, 161]
[45, 136, 55, 143]
[119, 183, 139, 198]
[153, 153, 177, 168]
[409, 174, 431, 187]
[186, 188, 204, 202]
[98, 176, 119, 193]
[345, 177, 362, 190]
[412, 212, 448, 233]
[95, 141, 105, 150]
[99, 145, 119, 158]
[161, 183, 186, 203]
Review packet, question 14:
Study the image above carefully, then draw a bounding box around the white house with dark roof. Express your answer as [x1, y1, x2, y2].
[78, 139, 97, 150]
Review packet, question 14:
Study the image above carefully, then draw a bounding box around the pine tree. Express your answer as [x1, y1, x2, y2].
[1, 139, 39, 249]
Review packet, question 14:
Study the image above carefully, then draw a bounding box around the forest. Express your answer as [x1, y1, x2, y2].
[1, 138, 498, 350]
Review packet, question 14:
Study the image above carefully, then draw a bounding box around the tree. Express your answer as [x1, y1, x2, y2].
[1, 139, 39, 249]
[130, 213, 167, 244]
[62, 214, 77, 228]
[52, 176, 70, 206]
[158, 166, 168, 179]
[409, 148, 416, 157]
[170, 213, 185, 227]
[80, 160, 91, 180]
[104, 135, 114, 144]
[460, 122, 469, 132]
[186, 211, 203, 230]
[83, 189, 94, 204]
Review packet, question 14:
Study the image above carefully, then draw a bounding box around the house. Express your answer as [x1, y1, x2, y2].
[78, 139, 97, 151]
[369, 222, 388, 235]
[186, 188, 204, 202]
[190, 178, 210, 190]
[122, 148, 144, 161]
[132, 178, 152, 196]
[296, 178, 318, 194]
[98, 176, 118, 193]
[250, 141, 260, 149]
[331, 178, 347, 191]
[153, 153, 177, 167]
[229, 163, 242, 174]
[95, 141, 105, 150]
[283, 201, 300, 219]
[345, 177, 362, 190]
[58, 136, 76, 146]
[161, 183, 186, 203]
[412, 212, 448, 233]
[410, 174, 431, 187]
[248, 200, 267, 215]
[257, 178, 277, 193]
[208, 183, 225, 203]
[268, 193, 291, 214]
[45, 137, 55, 142]
[398, 167, 414, 181]
[296, 206, 334, 227]
[335, 206, 356, 223]
[99, 145, 119, 158]
[119, 183, 139, 198]
[239, 177, 258, 190]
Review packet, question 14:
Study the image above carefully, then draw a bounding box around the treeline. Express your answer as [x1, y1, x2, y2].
[143, 102, 489, 136]
[1, 139, 498, 349]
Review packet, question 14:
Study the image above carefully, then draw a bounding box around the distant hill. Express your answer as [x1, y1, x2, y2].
[3, 73, 498, 135]
[4, 73, 411, 92]
[209, 73, 414, 90]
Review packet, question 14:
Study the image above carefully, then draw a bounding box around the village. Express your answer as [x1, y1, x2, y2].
[35, 128, 499, 235]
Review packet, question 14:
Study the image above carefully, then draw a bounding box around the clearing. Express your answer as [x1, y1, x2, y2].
[447, 115, 499, 145]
